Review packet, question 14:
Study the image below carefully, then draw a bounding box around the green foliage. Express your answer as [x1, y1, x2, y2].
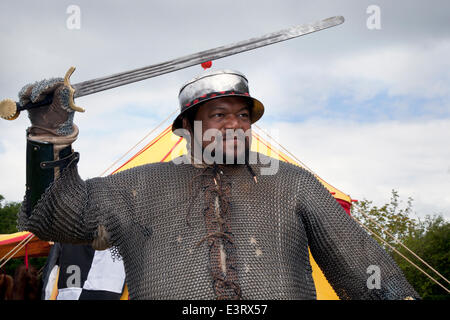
[0, 195, 46, 277]
[0, 194, 20, 234]
[395, 215, 450, 300]
[351, 190, 449, 300]
[351, 190, 417, 251]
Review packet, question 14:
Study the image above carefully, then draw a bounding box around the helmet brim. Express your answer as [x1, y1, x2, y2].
[172, 94, 264, 135]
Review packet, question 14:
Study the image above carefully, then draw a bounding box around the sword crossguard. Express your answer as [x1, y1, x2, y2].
[64, 66, 85, 113]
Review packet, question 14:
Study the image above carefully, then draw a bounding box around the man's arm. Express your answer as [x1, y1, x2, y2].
[16, 78, 113, 249]
[298, 170, 420, 300]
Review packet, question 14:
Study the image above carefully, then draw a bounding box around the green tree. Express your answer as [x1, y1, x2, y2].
[351, 190, 417, 251]
[0, 195, 46, 278]
[394, 215, 450, 300]
[0, 194, 20, 234]
[351, 190, 449, 300]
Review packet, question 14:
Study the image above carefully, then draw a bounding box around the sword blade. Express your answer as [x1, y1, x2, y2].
[72, 16, 344, 98]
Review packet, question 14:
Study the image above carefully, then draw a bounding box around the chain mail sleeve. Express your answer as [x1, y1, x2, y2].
[297, 169, 420, 300]
[17, 156, 136, 250]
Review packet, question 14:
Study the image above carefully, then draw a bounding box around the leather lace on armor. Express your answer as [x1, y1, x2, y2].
[17, 152, 420, 300]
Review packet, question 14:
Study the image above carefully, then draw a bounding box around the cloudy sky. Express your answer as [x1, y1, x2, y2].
[1, 0, 449, 220]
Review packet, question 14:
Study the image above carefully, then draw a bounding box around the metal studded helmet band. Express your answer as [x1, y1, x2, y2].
[172, 69, 265, 134]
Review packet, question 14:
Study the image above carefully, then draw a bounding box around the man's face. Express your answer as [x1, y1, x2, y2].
[183, 96, 252, 163]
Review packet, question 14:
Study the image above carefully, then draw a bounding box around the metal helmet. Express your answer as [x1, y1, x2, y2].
[172, 69, 264, 133]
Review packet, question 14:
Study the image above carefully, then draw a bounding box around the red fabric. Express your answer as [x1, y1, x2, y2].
[336, 198, 352, 215]
[0, 233, 30, 246]
[25, 244, 29, 270]
[160, 137, 183, 162]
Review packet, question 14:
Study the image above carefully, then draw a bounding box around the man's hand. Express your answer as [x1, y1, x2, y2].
[19, 78, 76, 137]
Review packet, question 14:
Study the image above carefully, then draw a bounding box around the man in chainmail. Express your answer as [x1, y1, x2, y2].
[17, 69, 419, 300]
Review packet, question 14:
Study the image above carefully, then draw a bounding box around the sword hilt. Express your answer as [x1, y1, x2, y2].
[0, 66, 85, 121]
[0, 96, 54, 120]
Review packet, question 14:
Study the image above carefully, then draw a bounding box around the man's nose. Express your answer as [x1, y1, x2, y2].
[223, 114, 240, 129]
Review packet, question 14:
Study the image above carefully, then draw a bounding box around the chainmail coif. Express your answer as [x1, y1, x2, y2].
[17, 152, 419, 300]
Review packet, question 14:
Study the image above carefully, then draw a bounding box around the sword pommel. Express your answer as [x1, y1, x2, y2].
[0, 98, 20, 120]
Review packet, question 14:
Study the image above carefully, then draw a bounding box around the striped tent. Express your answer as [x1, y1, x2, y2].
[0, 231, 51, 260]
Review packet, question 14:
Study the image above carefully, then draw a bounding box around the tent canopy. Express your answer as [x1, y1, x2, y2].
[0, 231, 51, 259]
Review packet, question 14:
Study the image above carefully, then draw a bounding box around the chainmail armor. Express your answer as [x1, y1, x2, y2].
[30, 78, 64, 104]
[17, 152, 419, 300]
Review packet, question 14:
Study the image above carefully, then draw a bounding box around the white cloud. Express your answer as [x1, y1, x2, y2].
[330, 40, 450, 100]
[267, 118, 450, 219]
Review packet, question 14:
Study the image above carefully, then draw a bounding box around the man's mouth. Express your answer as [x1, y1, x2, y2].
[223, 137, 244, 146]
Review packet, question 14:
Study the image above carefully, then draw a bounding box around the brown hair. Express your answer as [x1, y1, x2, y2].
[11, 265, 41, 300]
[0, 273, 14, 300]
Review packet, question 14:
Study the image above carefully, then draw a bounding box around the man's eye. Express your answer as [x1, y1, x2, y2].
[213, 113, 224, 118]
[239, 113, 249, 118]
